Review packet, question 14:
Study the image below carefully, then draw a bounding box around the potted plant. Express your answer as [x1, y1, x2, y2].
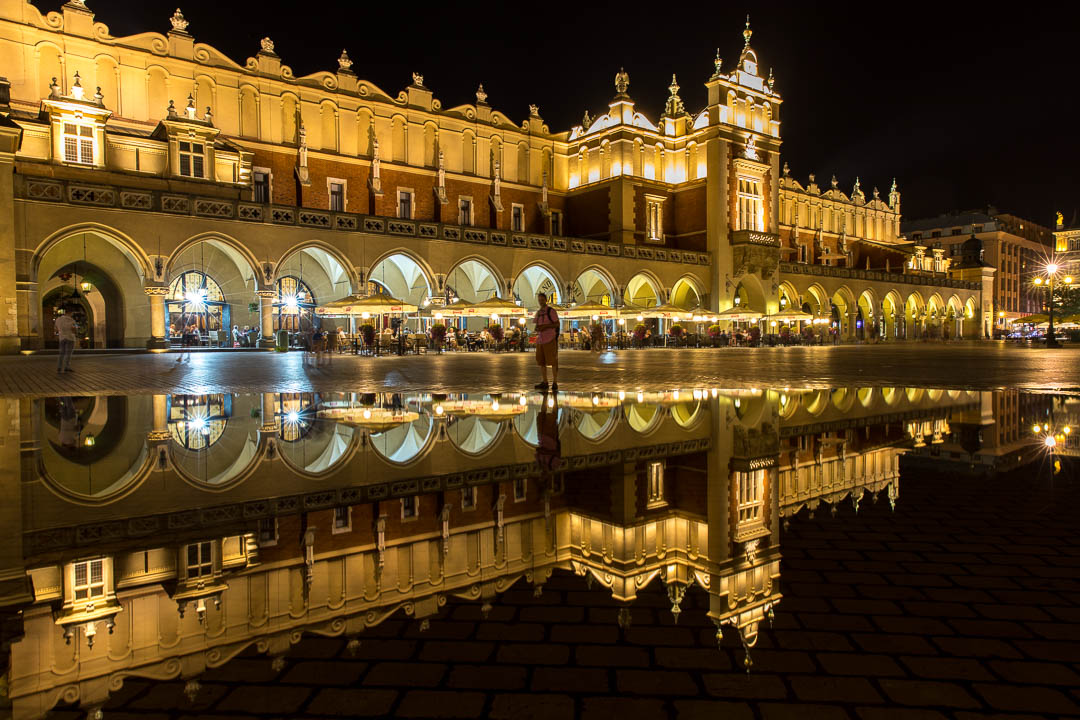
[669, 324, 685, 347]
[430, 323, 447, 354]
[779, 325, 791, 345]
[632, 323, 648, 348]
[488, 324, 504, 344]
[749, 326, 761, 347]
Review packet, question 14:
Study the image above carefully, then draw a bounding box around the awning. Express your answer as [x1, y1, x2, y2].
[315, 293, 419, 317]
[716, 306, 764, 322]
[560, 300, 619, 319]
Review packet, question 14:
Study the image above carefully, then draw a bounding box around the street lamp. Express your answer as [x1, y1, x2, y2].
[1033, 260, 1073, 348]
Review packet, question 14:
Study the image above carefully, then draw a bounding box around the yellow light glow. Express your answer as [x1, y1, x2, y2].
[434, 404, 444, 415]
[1045, 436, 1057, 448]
[1066, 276, 1074, 284]
[1064, 426, 1071, 434]
[1047, 263, 1059, 274]
[1033, 424, 1042, 434]
[519, 396, 527, 406]
[363, 409, 371, 419]
[491, 400, 500, 411]
[618, 391, 625, 401]
[636, 391, 644, 403]
[361, 312, 371, 319]
[1034, 278, 1043, 286]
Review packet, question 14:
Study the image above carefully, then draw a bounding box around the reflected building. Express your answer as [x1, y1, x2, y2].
[2, 386, 988, 718]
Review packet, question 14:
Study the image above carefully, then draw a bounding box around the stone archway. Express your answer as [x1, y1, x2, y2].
[830, 286, 856, 341]
[624, 272, 662, 308]
[573, 266, 617, 306]
[446, 258, 504, 303]
[905, 292, 926, 340]
[513, 264, 563, 311]
[856, 289, 876, 342]
[669, 276, 703, 311]
[368, 252, 434, 306]
[882, 291, 903, 341]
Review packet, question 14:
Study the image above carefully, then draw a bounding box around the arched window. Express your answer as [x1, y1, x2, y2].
[168, 394, 231, 450]
[167, 270, 227, 339]
[274, 275, 315, 331]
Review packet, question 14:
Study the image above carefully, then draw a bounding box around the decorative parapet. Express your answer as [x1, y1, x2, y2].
[17, 176, 711, 268]
[731, 229, 781, 247]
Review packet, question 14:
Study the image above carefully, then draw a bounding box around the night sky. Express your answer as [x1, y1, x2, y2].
[49, 1, 1080, 225]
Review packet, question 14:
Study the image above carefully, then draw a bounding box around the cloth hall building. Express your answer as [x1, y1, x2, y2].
[0, 1, 991, 353]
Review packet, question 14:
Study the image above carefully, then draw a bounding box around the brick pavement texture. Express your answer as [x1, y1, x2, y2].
[2, 343, 1079, 396]
[50, 463, 1080, 719]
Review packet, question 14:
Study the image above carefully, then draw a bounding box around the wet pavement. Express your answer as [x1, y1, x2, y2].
[1, 384, 1078, 719]
[1, 343, 1079, 396]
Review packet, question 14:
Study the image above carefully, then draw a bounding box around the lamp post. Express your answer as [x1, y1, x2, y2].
[1033, 262, 1072, 348]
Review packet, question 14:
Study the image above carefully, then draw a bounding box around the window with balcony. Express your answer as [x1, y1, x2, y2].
[646, 197, 664, 242]
[62, 122, 95, 165]
[459, 197, 473, 226]
[253, 169, 270, 203]
[737, 176, 763, 231]
[333, 506, 352, 533]
[185, 542, 213, 578]
[178, 140, 205, 178]
[398, 189, 413, 219]
[550, 210, 562, 236]
[73, 559, 105, 601]
[328, 179, 346, 212]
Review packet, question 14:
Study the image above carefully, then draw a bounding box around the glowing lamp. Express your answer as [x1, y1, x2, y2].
[491, 400, 500, 411]
[434, 404, 444, 416]
[636, 391, 644, 403]
[1033, 278, 1043, 286]
[618, 390, 625, 401]
[286, 411, 300, 424]
[1047, 263, 1059, 274]
[362, 409, 371, 419]
[83, 433, 95, 447]
[80, 281, 92, 292]
[546, 395, 555, 409]
[1066, 276, 1074, 284]
[636, 315, 644, 322]
[518, 317, 526, 325]
[519, 396, 527, 406]
[591, 394, 599, 406]
[284, 295, 299, 310]
[491, 313, 499, 321]
[618, 318, 626, 325]
[361, 312, 371, 319]
[1045, 436, 1057, 448]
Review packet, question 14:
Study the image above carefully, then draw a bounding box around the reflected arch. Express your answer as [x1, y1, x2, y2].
[447, 415, 506, 456]
[625, 402, 663, 434]
[370, 414, 437, 465]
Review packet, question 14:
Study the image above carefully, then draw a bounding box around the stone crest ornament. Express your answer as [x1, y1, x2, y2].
[713, 48, 723, 78]
[743, 134, 759, 160]
[370, 137, 382, 194]
[782, 161, 790, 177]
[831, 175, 838, 189]
[491, 159, 503, 212]
[170, 8, 189, 32]
[582, 110, 593, 129]
[338, 49, 353, 72]
[614, 67, 629, 95]
[664, 74, 686, 117]
[529, 104, 539, 117]
[259, 37, 275, 54]
[412, 72, 424, 87]
[295, 121, 310, 185]
[475, 84, 487, 104]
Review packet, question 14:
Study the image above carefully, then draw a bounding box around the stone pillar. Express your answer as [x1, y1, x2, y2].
[257, 290, 275, 348]
[16, 280, 39, 350]
[0, 118, 23, 354]
[144, 285, 169, 349]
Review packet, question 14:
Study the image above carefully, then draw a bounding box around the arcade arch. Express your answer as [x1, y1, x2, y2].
[669, 276, 703, 310]
[367, 252, 433, 306]
[513, 264, 562, 310]
[446, 258, 503, 303]
[573, 267, 616, 305]
[166, 236, 260, 340]
[624, 272, 662, 308]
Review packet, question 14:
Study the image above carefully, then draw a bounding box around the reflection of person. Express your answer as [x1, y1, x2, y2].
[535, 390, 562, 472]
[55, 312, 76, 373]
[58, 396, 78, 447]
[533, 293, 559, 391]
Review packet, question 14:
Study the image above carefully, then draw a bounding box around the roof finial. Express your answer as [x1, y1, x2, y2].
[664, 74, 686, 117]
[338, 49, 353, 72]
[713, 48, 723, 77]
[614, 67, 630, 95]
[743, 14, 752, 46]
[475, 84, 487, 104]
[767, 68, 775, 92]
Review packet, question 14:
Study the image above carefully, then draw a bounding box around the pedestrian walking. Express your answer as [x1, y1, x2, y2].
[533, 292, 559, 391]
[55, 312, 76, 373]
[176, 322, 196, 363]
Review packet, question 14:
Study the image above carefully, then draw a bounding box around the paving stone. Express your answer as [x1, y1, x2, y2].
[931, 636, 1023, 659]
[581, 697, 667, 719]
[654, 646, 734, 672]
[674, 700, 755, 720]
[789, 676, 882, 704]
[973, 683, 1080, 715]
[877, 679, 980, 709]
[851, 634, 937, 656]
[342, 639, 417, 661]
[702, 673, 788, 700]
[576, 644, 651, 667]
[496, 643, 569, 665]
[549, 623, 619, 644]
[899, 656, 996, 681]
[306, 688, 399, 716]
[518, 605, 585, 623]
[395, 690, 486, 718]
[759, 703, 850, 720]
[448, 664, 527, 690]
[856, 708, 950, 720]
[489, 693, 575, 720]
[987, 659, 1080, 685]
[474, 622, 546, 643]
[418, 640, 494, 663]
[616, 669, 699, 696]
[281, 660, 366, 686]
[215, 685, 314, 714]
[816, 652, 905, 677]
[532, 666, 609, 693]
[126, 682, 229, 711]
[363, 661, 446, 687]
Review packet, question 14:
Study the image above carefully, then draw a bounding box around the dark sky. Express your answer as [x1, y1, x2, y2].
[52, 1, 1080, 225]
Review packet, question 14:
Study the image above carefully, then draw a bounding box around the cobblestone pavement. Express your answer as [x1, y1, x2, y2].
[2, 344, 1079, 396]
[47, 461, 1080, 719]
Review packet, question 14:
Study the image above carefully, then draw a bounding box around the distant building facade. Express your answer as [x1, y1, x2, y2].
[0, 1, 985, 352]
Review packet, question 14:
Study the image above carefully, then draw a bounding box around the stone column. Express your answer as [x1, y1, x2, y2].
[0, 117, 22, 354]
[257, 290, 275, 348]
[144, 284, 169, 349]
[16, 280, 39, 350]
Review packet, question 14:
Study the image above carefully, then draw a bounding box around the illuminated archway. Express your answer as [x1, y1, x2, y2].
[167, 270, 228, 339]
[856, 289, 876, 341]
[513, 264, 563, 310]
[882, 291, 903, 340]
[573, 267, 617, 306]
[669, 276, 702, 310]
[624, 272, 662, 308]
[447, 415, 505, 456]
[446, 258, 504, 303]
[370, 414, 436, 465]
[905, 292, 926, 340]
[368, 252, 433, 306]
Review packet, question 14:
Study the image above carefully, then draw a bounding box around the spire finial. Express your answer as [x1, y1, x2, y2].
[614, 67, 630, 95]
[170, 8, 189, 33]
[476, 83, 487, 104]
[338, 49, 353, 72]
[743, 14, 752, 46]
[713, 48, 723, 77]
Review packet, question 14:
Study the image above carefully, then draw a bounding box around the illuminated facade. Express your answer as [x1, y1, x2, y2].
[0, 385, 985, 719]
[0, 2, 986, 352]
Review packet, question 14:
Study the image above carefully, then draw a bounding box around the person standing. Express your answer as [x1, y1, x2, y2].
[533, 292, 559, 391]
[55, 312, 76, 373]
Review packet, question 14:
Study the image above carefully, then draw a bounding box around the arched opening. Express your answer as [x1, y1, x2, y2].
[273, 276, 316, 332]
[447, 415, 504, 456]
[778, 283, 799, 312]
[830, 287, 855, 341]
[926, 295, 945, 340]
[34, 230, 149, 347]
[624, 273, 661, 308]
[573, 268, 616, 306]
[882, 292, 902, 341]
[370, 414, 436, 465]
[513, 264, 562, 310]
[168, 237, 259, 345]
[669, 277, 701, 310]
[803, 285, 827, 316]
[856, 290, 876, 341]
[962, 298, 979, 339]
[368, 252, 432, 306]
[168, 394, 260, 488]
[905, 293, 925, 341]
[447, 259, 502, 302]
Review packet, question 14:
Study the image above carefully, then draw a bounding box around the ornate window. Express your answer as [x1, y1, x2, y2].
[73, 559, 105, 601]
[646, 461, 666, 508]
[185, 542, 213, 578]
[459, 197, 473, 226]
[328, 179, 346, 212]
[178, 140, 205, 178]
[645, 196, 665, 242]
[62, 122, 95, 164]
[737, 176, 764, 231]
[512, 204, 525, 232]
[168, 394, 230, 450]
[737, 469, 765, 525]
[167, 270, 226, 337]
[274, 276, 315, 332]
[398, 189, 413, 218]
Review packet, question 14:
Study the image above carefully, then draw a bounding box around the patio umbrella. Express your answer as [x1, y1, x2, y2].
[716, 306, 764, 322]
[316, 406, 419, 431]
[470, 296, 528, 318]
[315, 293, 419, 317]
[560, 300, 619, 319]
[435, 298, 476, 317]
[767, 309, 814, 322]
[1012, 314, 1048, 324]
[631, 302, 697, 320]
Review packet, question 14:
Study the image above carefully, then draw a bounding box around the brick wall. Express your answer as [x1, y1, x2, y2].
[565, 187, 610, 240]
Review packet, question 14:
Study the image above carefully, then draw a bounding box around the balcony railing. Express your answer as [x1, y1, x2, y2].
[731, 229, 781, 247]
[18, 175, 712, 268]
